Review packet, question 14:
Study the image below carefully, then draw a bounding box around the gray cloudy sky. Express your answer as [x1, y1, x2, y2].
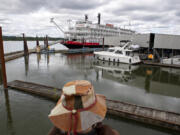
[0, 0, 180, 37]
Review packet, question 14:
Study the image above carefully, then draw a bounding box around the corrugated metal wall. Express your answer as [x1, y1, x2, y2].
[104, 35, 131, 46]
[104, 33, 180, 50]
[132, 34, 150, 48]
[104, 34, 150, 48]
[154, 34, 180, 49]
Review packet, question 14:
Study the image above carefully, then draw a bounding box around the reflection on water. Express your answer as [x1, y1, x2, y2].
[94, 61, 138, 83]
[4, 89, 15, 135]
[37, 53, 41, 68]
[0, 66, 3, 85]
[94, 60, 180, 98]
[24, 56, 29, 76]
[1, 52, 180, 135]
[133, 65, 180, 98]
[5, 53, 180, 112]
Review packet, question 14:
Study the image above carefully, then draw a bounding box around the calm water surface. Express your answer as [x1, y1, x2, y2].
[3, 41, 67, 53]
[1, 42, 180, 135]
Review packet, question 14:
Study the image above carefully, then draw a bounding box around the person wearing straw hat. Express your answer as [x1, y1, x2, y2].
[48, 80, 119, 135]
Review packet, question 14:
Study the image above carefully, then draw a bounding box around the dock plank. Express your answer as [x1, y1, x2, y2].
[7, 80, 180, 132]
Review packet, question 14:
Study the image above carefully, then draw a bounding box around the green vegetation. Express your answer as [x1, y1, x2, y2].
[2, 36, 64, 41]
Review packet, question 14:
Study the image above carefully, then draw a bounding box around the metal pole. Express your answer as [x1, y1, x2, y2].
[82, 37, 84, 48]
[22, 33, 29, 56]
[103, 37, 104, 50]
[0, 27, 7, 89]
[153, 48, 155, 62]
[46, 35, 48, 50]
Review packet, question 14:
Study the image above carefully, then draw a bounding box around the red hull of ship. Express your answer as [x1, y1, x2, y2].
[62, 41, 104, 49]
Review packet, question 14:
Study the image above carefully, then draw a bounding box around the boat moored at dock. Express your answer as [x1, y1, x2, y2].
[161, 55, 180, 65]
[94, 42, 141, 64]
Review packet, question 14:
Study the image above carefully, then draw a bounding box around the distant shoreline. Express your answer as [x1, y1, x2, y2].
[2, 36, 64, 41]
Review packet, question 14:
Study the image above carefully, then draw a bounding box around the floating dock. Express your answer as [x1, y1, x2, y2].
[7, 80, 180, 132]
[143, 60, 180, 68]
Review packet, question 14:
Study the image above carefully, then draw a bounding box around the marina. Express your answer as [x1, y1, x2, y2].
[1, 3, 180, 134]
[1, 47, 180, 134]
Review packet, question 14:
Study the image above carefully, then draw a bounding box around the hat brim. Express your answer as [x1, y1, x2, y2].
[48, 94, 107, 132]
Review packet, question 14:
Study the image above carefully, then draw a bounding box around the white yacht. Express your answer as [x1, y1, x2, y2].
[94, 42, 141, 64]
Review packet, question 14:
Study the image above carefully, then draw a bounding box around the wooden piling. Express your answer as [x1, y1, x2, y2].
[22, 33, 29, 56]
[36, 35, 40, 47]
[0, 27, 7, 89]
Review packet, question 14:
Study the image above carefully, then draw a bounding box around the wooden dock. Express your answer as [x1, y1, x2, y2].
[143, 60, 180, 68]
[7, 80, 180, 132]
[4, 49, 36, 62]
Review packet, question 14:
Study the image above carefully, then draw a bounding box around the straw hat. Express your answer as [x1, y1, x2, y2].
[48, 80, 107, 134]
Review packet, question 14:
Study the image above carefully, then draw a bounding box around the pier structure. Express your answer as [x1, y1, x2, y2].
[22, 33, 29, 56]
[45, 35, 49, 50]
[36, 35, 40, 47]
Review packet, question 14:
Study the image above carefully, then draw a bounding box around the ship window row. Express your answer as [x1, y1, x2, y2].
[74, 33, 120, 37]
[75, 27, 131, 33]
[67, 32, 131, 37]
[70, 30, 121, 35]
[75, 29, 120, 33]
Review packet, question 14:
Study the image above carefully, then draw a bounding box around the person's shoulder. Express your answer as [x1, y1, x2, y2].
[48, 127, 65, 135]
[94, 123, 120, 135]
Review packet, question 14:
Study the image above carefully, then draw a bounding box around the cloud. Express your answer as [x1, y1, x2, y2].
[0, 0, 180, 36]
[0, 0, 108, 14]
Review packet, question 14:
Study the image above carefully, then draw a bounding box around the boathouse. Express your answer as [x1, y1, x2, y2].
[104, 33, 180, 60]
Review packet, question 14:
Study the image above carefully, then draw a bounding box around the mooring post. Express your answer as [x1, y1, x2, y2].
[43, 37, 46, 49]
[22, 33, 29, 56]
[0, 27, 7, 89]
[36, 35, 39, 47]
[36, 35, 41, 53]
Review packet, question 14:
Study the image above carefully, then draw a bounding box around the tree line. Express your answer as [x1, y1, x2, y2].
[2, 36, 64, 41]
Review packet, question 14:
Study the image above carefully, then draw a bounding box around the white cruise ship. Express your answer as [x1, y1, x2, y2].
[62, 14, 135, 49]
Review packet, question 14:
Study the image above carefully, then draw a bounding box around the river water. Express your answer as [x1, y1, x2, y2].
[0, 41, 180, 135]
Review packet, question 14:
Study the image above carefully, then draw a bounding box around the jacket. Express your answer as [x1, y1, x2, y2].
[48, 123, 119, 135]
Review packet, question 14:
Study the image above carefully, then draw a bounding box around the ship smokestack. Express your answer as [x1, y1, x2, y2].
[97, 13, 101, 24]
[85, 14, 88, 21]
